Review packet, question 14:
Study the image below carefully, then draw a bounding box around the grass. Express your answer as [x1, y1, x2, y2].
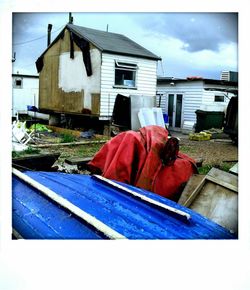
[75, 143, 104, 156]
[179, 145, 196, 154]
[59, 133, 77, 143]
[55, 143, 105, 165]
[12, 147, 41, 158]
[198, 164, 213, 175]
[198, 162, 236, 175]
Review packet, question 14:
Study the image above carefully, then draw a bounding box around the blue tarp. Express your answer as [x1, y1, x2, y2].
[12, 171, 236, 239]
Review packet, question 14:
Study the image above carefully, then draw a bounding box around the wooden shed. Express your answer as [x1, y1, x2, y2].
[156, 77, 238, 131]
[36, 24, 161, 122]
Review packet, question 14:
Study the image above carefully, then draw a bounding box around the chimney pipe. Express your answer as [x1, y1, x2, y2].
[47, 24, 52, 47]
[69, 13, 73, 24]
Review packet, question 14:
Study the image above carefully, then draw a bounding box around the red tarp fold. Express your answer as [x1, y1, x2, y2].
[88, 126, 197, 200]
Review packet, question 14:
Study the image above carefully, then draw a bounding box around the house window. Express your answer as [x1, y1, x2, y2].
[214, 95, 224, 102]
[13, 78, 23, 89]
[114, 61, 137, 88]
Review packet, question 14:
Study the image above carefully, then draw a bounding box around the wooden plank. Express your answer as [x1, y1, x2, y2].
[212, 139, 232, 143]
[61, 88, 83, 113]
[31, 140, 107, 148]
[189, 182, 238, 233]
[229, 163, 238, 175]
[47, 125, 82, 138]
[178, 167, 238, 233]
[177, 174, 204, 205]
[182, 176, 207, 207]
[12, 168, 126, 239]
[65, 157, 93, 165]
[182, 168, 238, 207]
[47, 126, 109, 140]
[205, 175, 238, 193]
[207, 167, 238, 189]
[91, 93, 100, 114]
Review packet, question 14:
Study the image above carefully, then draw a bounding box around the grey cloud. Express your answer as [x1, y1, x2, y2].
[139, 13, 238, 52]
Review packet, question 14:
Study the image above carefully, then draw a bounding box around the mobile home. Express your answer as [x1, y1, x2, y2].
[156, 77, 238, 131]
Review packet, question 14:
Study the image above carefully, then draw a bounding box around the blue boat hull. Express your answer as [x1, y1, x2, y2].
[12, 171, 237, 239]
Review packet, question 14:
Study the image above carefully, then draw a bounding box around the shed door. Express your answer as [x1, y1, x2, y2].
[167, 93, 183, 128]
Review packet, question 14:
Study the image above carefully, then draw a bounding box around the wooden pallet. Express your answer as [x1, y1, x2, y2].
[178, 168, 238, 234]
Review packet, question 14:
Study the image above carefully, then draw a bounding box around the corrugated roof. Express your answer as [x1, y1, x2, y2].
[67, 24, 161, 60]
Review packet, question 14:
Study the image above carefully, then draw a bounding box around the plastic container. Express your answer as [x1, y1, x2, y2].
[163, 113, 169, 124]
[189, 132, 212, 141]
[195, 110, 225, 133]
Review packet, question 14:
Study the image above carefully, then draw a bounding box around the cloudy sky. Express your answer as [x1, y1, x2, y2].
[12, 12, 238, 79]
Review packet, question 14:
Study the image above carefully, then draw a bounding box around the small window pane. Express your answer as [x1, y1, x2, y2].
[16, 80, 22, 86]
[115, 61, 137, 87]
[214, 95, 224, 102]
[13, 78, 23, 88]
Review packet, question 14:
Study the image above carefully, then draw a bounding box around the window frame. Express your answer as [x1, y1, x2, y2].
[13, 77, 23, 89]
[214, 95, 225, 102]
[113, 60, 138, 89]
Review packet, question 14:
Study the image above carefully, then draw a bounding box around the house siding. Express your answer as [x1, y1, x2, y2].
[202, 83, 234, 110]
[157, 81, 204, 126]
[100, 53, 158, 117]
[157, 80, 237, 129]
[12, 75, 39, 117]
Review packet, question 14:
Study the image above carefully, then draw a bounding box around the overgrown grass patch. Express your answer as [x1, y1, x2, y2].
[74, 143, 104, 157]
[12, 147, 41, 158]
[59, 133, 77, 143]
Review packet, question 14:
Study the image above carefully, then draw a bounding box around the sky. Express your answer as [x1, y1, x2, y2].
[12, 12, 238, 79]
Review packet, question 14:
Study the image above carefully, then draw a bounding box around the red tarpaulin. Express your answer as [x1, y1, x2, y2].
[88, 126, 197, 200]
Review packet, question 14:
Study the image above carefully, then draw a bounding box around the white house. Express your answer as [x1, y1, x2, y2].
[36, 23, 161, 122]
[12, 73, 39, 118]
[156, 77, 238, 131]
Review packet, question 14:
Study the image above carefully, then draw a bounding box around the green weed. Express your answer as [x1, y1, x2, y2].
[180, 145, 196, 154]
[12, 146, 41, 158]
[59, 133, 76, 143]
[198, 162, 237, 175]
[75, 144, 104, 156]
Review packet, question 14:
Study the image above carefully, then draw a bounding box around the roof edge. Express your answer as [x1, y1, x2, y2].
[12, 73, 39, 78]
[102, 49, 161, 61]
[157, 77, 238, 86]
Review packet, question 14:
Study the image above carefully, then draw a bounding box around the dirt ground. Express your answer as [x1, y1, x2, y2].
[177, 135, 238, 166]
[36, 130, 238, 172]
